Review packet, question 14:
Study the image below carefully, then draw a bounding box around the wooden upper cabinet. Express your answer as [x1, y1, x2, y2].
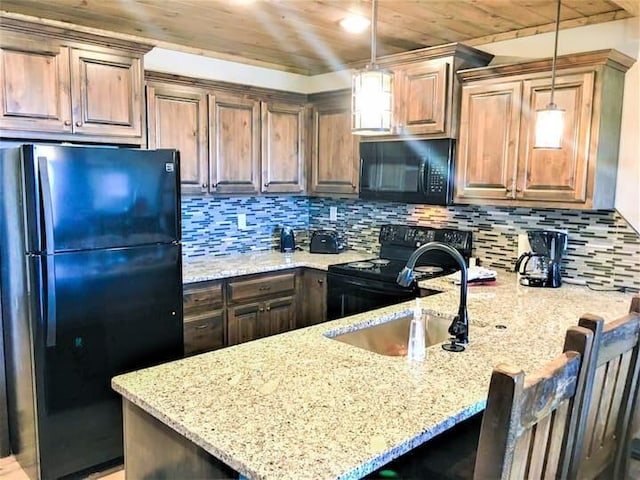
[394, 61, 448, 136]
[455, 81, 522, 200]
[70, 48, 143, 138]
[209, 92, 260, 194]
[309, 91, 359, 196]
[147, 83, 208, 195]
[261, 101, 305, 194]
[0, 43, 72, 133]
[0, 19, 149, 144]
[518, 73, 594, 203]
[455, 50, 634, 209]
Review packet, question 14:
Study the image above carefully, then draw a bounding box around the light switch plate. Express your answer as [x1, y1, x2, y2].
[329, 206, 338, 221]
[237, 213, 247, 230]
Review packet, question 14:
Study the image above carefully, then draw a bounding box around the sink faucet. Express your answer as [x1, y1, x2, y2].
[397, 241, 469, 348]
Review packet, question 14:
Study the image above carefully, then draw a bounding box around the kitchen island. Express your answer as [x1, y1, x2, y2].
[112, 271, 633, 479]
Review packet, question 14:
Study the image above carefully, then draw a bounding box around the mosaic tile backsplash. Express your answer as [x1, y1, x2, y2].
[182, 196, 309, 257]
[181, 195, 639, 292]
[308, 198, 640, 292]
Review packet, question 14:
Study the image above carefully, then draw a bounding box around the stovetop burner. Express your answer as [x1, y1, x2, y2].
[414, 265, 444, 274]
[370, 259, 390, 265]
[347, 261, 375, 269]
[327, 225, 472, 287]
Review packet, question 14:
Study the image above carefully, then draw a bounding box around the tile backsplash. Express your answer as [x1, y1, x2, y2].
[181, 195, 639, 292]
[182, 196, 309, 257]
[308, 198, 640, 292]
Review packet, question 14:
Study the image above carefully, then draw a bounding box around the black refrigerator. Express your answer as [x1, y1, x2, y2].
[0, 145, 184, 479]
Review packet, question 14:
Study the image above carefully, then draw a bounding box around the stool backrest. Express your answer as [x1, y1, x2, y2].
[571, 295, 640, 479]
[474, 325, 595, 480]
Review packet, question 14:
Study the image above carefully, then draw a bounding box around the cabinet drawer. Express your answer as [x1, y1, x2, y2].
[183, 281, 223, 315]
[228, 272, 295, 304]
[184, 310, 225, 356]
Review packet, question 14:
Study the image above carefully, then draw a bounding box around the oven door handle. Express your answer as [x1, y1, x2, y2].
[327, 274, 416, 295]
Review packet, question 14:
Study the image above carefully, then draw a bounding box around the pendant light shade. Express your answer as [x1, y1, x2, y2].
[352, 0, 393, 136]
[534, 0, 564, 149]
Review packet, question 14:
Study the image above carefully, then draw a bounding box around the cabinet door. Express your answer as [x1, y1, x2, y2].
[310, 101, 359, 195]
[147, 84, 208, 195]
[0, 43, 72, 133]
[209, 92, 260, 194]
[227, 302, 262, 346]
[183, 310, 225, 356]
[70, 48, 143, 138]
[517, 73, 594, 203]
[300, 269, 326, 328]
[261, 102, 305, 193]
[395, 62, 449, 135]
[455, 81, 523, 201]
[264, 296, 295, 336]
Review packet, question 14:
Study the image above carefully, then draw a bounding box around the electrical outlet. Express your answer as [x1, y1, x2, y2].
[329, 206, 338, 221]
[237, 213, 247, 230]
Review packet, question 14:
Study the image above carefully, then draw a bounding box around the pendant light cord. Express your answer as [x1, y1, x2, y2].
[550, 0, 561, 106]
[370, 0, 378, 68]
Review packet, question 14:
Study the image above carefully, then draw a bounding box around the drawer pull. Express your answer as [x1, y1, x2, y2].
[259, 286, 271, 291]
[195, 324, 209, 330]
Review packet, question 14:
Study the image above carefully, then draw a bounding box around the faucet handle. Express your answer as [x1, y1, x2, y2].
[396, 266, 415, 287]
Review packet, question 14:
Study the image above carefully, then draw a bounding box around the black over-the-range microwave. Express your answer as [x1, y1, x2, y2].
[359, 139, 455, 205]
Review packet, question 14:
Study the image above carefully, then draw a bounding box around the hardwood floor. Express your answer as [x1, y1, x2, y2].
[0, 454, 638, 479]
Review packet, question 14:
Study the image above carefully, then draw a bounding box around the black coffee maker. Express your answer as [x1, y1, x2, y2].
[515, 230, 568, 287]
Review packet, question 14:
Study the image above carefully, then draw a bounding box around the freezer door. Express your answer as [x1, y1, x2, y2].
[34, 243, 183, 478]
[28, 145, 180, 253]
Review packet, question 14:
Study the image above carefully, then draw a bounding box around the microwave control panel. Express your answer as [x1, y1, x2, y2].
[426, 162, 449, 194]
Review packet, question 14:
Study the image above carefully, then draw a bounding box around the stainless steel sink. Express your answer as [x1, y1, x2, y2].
[329, 312, 453, 356]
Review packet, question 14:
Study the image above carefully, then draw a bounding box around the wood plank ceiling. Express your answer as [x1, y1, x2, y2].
[0, 0, 633, 75]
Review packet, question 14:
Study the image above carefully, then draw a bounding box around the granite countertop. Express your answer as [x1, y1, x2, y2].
[182, 250, 373, 283]
[112, 270, 633, 480]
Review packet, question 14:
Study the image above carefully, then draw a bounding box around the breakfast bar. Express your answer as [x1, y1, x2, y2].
[112, 271, 632, 479]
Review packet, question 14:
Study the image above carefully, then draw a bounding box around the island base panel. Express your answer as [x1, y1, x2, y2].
[123, 399, 238, 479]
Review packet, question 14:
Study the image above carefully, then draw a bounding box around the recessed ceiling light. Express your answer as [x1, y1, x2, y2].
[339, 14, 370, 34]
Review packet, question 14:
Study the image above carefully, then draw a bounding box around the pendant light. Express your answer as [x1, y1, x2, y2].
[534, 0, 565, 149]
[351, 0, 393, 135]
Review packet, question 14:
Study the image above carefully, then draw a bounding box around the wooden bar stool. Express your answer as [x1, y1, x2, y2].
[474, 325, 595, 479]
[570, 295, 640, 479]
[369, 324, 595, 479]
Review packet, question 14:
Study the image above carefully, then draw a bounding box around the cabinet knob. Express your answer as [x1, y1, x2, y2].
[317, 279, 324, 284]
[266, 306, 271, 311]
[351, 183, 357, 190]
[211, 182, 218, 189]
[75, 121, 82, 127]
[202, 183, 208, 188]
[516, 188, 522, 193]
[259, 307, 265, 312]
[264, 182, 270, 188]
[64, 120, 71, 126]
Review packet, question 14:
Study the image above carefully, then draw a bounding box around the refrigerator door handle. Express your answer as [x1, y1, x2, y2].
[37, 156, 57, 346]
[43, 254, 57, 348]
[37, 156, 56, 254]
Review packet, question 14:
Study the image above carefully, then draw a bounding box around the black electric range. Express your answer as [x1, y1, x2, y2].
[327, 225, 472, 320]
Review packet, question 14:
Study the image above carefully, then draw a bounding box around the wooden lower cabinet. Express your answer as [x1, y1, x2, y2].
[227, 295, 296, 346]
[183, 270, 315, 352]
[299, 269, 326, 328]
[184, 310, 225, 356]
[226, 270, 298, 346]
[183, 280, 225, 356]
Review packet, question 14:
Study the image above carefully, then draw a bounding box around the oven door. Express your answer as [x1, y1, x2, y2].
[327, 272, 418, 320]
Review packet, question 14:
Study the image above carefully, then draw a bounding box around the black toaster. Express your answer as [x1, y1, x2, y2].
[309, 230, 345, 254]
